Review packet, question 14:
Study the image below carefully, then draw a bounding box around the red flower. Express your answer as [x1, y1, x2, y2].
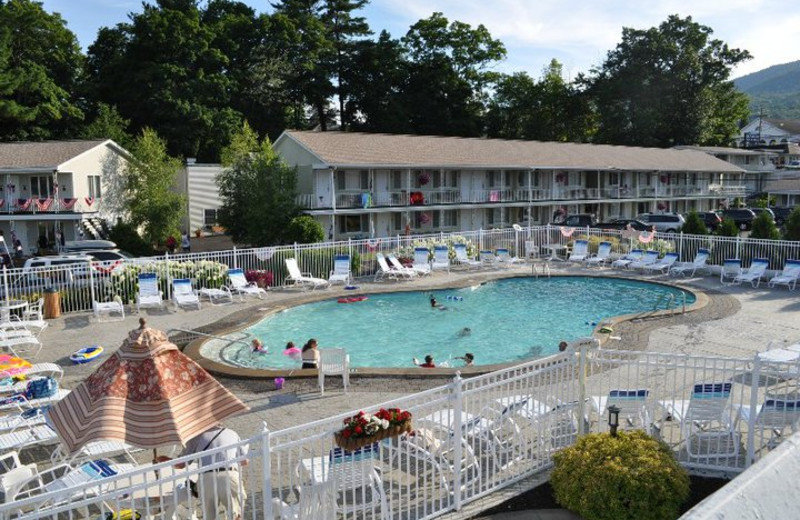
[354, 426, 362, 434]
[342, 429, 351, 438]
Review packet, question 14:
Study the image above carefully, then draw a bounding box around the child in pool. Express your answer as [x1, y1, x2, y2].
[283, 341, 302, 361]
[251, 339, 268, 353]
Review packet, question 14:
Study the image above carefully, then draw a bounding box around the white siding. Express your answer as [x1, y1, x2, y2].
[186, 164, 223, 233]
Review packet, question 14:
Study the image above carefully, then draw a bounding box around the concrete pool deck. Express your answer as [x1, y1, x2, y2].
[32, 263, 799, 443]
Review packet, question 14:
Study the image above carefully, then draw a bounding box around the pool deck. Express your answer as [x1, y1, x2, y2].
[34, 262, 798, 442]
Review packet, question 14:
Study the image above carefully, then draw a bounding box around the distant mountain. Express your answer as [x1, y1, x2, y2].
[735, 61, 800, 120]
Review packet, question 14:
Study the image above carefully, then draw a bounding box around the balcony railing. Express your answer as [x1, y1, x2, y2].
[0, 197, 101, 214]
[298, 185, 743, 209]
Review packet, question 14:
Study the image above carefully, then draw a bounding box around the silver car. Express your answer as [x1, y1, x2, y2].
[636, 213, 686, 233]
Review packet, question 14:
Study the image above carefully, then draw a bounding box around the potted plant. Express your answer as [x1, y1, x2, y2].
[194, 228, 202, 238]
[334, 408, 413, 451]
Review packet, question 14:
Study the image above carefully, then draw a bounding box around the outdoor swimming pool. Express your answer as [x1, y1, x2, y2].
[209, 276, 694, 369]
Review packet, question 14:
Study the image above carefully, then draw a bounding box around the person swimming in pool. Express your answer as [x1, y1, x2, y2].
[251, 339, 268, 353]
[455, 353, 474, 366]
[430, 295, 438, 308]
[457, 327, 472, 337]
[413, 355, 436, 368]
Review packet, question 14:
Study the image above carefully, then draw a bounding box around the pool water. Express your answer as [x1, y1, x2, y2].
[216, 277, 693, 369]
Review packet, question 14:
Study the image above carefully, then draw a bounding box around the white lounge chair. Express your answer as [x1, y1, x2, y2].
[720, 259, 742, 285]
[585, 242, 612, 268]
[659, 383, 739, 461]
[495, 248, 524, 267]
[328, 254, 351, 285]
[93, 296, 125, 322]
[431, 245, 450, 272]
[284, 258, 330, 290]
[0, 424, 59, 454]
[568, 240, 589, 262]
[611, 249, 643, 269]
[736, 398, 800, 450]
[733, 258, 769, 288]
[669, 248, 710, 277]
[318, 348, 349, 395]
[0, 389, 70, 413]
[136, 273, 164, 313]
[643, 252, 679, 274]
[628, 250, 660, 270]
[524, 240, 540, 259]
[453, 244, 481, 269]
[768, 259, 800, 290]
[172, 278, 201, 310]
[0, 333, 41, 359]
[198, 286, 234, 305]
[228, 267, 269, 299]
[479, 250, 496, 268]
[21, 299, 43, 322]
[590, 389, 652, 434]
[374, 254, 413, 282]
[387, 254, 419, 278]
[411, 247, 433, 275]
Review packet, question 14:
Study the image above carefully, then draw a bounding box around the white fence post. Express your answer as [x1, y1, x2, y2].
[232, 246, 238, 269]
[451, 373, 464, 511]
[746, 355, 761, 468]
[678, 232, 683, 260]
[262, 423, 273, 520]
[578, 344, 587, 436]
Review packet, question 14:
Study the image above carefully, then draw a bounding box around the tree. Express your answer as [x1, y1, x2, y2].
[216, 123, 300, 245]
[285, 215, 325, 243]
[80, 103, 132, 148]
[716, 218, 739, 237]
[0, 0, 85, 140]
[681, 211, 708, 235]
[783, 207, 800, 241]
[123, 128, 186, 246]
[582, 15, 751, 147]
[750, 211, 780, 240]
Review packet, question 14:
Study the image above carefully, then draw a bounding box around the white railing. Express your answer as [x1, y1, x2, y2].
[3, 224, 799, 318]
[6, 347, 800, 518]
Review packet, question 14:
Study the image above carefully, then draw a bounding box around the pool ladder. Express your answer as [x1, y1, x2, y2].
[531, 261, 551, 278]
[166, 328, 253, 352]
[652, 292, 686, 315]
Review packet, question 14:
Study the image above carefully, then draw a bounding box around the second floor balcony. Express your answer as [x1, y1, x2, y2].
[0, 197, 102, 215]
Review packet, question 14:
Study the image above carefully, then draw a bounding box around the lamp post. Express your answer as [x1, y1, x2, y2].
[608, 404, 620, 437]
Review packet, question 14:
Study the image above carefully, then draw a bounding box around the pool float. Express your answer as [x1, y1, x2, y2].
[283, 347, 301, 357]
[70, 345, 104, 365]
[599, 326, 614, 334]
[0, 355, 32, 377]
[337, 295, 369, 303]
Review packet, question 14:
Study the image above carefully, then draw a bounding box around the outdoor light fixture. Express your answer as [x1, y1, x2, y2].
[608, 404, 620, 437]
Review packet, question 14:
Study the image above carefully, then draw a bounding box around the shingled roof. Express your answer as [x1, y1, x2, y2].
[281, 131, 744, 173]
[0, 140, 110, 170]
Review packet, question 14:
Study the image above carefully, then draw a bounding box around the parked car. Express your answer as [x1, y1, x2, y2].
[690, 211, 723, 232]
[719, 208, 757, 230]
[22, 254, 95, 274]
[553, 214, 599, 227]
[749, 207, 776, 224]
[771, 206, 797, 226]
[595, 219, 651, 231]
[636, 213, 685, 233]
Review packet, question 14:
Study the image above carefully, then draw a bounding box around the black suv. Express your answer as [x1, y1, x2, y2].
[749, 207, 776, 224]
[771, 206, 796, 226]
[553, 214, 598, 227]
[693, 211, 723, 231]
[719, 208, 756, 230]
[596, 219, 651, 231]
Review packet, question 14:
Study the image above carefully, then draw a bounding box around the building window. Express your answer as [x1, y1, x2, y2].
[360, 170, 369, 190]
[88, 175, 102, 198]
[336, 171, 346, 190]
[30, 176, 53, 197]
[391, 170, 402, 189]
[393, 213, 403, 230]
[339, 214, 369, 234]
[203, 209, 218, 227]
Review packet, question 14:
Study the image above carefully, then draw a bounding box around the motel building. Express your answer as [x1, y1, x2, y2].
[272, 131, 748, 241]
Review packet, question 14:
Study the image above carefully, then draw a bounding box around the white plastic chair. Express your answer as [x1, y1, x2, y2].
[643, 252, 679, 274]
[328, 255, 351, 285]
[21, 299, 44, 321]
[495, 248, 524, 267]
[733, 258, 769, 288]
[387, 254, 418, 277]
[284, 259, 330, 290]
[136, 273, 164, 313]
[172, 278, 201, 310]
[228, 268, 268, 299]
[585, 242, 612, 268]
[628, 250, 660, 270]
[318, 348, 349, 395]
[93, 296, 125, 322]
[590, 389, 652, 434]
[374, 254, 412, 281]
[453, 244, 481, 269]
[567, 240, 589, 262]
[411, 248, 433, 275]
[768, 259, 800, 290]
[611, 249, 643, 269]
[720, 259, 742, 285]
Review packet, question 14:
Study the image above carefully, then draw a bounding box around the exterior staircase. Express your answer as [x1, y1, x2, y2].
[81, 218, 110, 240]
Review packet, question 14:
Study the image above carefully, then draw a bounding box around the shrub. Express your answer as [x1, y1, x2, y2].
[681, 211, 708, 235]
[749, 212, 780, 240]
[784, 207, 800, 241]
[551, 431, 690, 520]
[245, 269, 274, 288]
[107, 221, 156, 257]
[285, 215, 325, 244]
[715, 218, 739, 237]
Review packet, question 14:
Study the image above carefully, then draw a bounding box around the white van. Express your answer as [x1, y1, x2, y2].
[22, 254, 95, 274]
[63, 240, 117, 252]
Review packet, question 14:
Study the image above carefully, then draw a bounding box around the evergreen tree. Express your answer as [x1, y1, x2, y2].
[715, 218, 739, 237]
[749, 211, 780, 240]
[681, 211, 708, 235]
[782, 207, 800, 241]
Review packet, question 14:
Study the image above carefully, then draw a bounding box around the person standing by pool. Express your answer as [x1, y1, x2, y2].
[413, 355, 436, 368]
[301, 339, 319, 369]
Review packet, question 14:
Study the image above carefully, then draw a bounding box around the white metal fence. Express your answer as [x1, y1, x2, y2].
[5, 347, 800, 518]
[3, 225, 799, 318]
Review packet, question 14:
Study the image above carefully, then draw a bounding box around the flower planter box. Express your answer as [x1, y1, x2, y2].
[334, 420, 413, 452]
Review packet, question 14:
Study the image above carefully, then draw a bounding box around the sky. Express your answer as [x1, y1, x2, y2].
[40, 0, 800, 80]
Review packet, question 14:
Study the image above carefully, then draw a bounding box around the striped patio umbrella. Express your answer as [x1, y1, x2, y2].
[48, 320, 249, 453]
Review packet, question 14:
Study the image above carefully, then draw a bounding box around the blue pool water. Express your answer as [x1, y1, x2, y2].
[219, 277, 694, 369]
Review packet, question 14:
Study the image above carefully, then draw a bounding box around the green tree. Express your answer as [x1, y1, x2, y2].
[286, 215, 325, 244]
[681, 211, 708, 235]
[750, 211, 781, 240]
[0, 0, 85, 140]
[107, 221, 156, 257]
[783, 207, 800, 241]
[216, 123, 300, 245]
[124, 128, 186, 246]
[80, 103, 132, 148]
[716, 217, 739, 237]
[582, 15, 751, 147]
